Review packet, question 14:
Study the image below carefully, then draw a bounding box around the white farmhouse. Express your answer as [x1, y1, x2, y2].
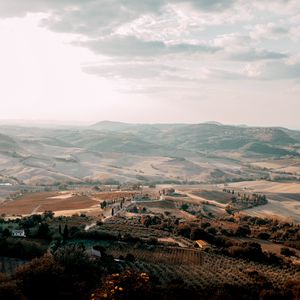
[12, 229, 26, 238]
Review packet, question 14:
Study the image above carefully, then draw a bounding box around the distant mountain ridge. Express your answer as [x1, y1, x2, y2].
[90, 121, 299, 152]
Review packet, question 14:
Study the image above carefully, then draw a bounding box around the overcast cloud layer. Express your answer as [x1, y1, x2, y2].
[0, 0, 299, 127]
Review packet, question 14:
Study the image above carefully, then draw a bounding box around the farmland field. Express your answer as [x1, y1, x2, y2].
[107, 244, 203, 265]
[0, 191, 100, 216]
[191, 190, 233, 204]
[1, 181, 299, 223]
[0, 190, 139, 217]
[219, 181, 300, 222]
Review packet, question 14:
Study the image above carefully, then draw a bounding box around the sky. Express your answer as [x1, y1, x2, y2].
[0, 0, 300, 128]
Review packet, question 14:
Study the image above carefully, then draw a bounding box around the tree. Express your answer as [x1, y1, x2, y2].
[200, 222, 211, 229]
[37, 223, 50, 239]
[100, 201, 107, 209]
[281, 247, 295, 257]
[131, 206, 138, 213]
[92, 270, 151, 300]
[190, 228, 206, 240]
[177, 224, 191, 238]
[235, 225, 251, 237]
[2, 228, 10, 238]
[58, 224, 62, 235]
[63, 225, 69, 240]
[42, 211, 54, 220]
[15, 254, 64, 300]
[181, 204, 189, 211]
[141, 216, 151, 228]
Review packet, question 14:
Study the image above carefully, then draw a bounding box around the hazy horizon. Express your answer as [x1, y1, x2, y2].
[0, 118, 299, 131]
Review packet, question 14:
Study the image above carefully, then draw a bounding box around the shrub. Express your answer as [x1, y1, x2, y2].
[15, 254, 64, 300]
[200, 222, 211, 229]
[177, 224, 191, 238]
[206, 227, 217, 235]
[125, 253, 135, 262]
[92, 269, 151, 300]
[228, 242, 264, 261]
[257, 232, 271, 240]
[280, 247, 296, 257]
[0, 238, 47, 260]
[235, 225, 251, 237]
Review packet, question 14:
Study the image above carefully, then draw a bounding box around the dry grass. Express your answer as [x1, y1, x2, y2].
[224, 180, 300, 193]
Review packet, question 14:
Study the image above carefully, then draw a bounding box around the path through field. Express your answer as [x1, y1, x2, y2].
[30, 205, 41, 215]
[185, 192, 227, 209]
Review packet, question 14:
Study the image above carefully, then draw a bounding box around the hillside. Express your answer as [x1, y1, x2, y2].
[0, 123, 299, 186]
[91, 122, 299, 152]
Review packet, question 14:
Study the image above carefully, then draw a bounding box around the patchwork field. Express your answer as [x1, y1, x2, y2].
[223, 180, 300, 193]
[0, 180, 299, 223]
[0, 191, 100, 216]
[220, 181, 300, 222]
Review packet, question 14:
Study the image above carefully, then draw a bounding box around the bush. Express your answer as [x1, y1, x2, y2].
[0, 274, 22, 300]
[36, 223, 50, 240]
[122, 233, 141, 243]
[14, 245, 104, 300]
[15, 254, 64, 299]
[177, 224, 191, 238]
[235, 225, 251, 237]
[147, 237, 158, 245]
[92, 269, 151, 300]
[280, 247, 295, 257]
[0, 238, 47, 260]
[125, 253, 135, 262]
[201, 222, 211, 229]
[228, 242, 264, 261]
[257, 232, 271, 240]
[206, 227, 217, 235]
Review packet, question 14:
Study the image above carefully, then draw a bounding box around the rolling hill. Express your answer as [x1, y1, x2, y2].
[0, 122, 299, 186]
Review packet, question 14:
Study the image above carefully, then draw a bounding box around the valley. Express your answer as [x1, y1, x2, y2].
[0, 122, 300, 300]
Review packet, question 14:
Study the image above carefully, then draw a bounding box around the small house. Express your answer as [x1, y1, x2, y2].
[195, 240, 210, 250]
[12, 230, 26, 238]
[85, 248, 102, 260]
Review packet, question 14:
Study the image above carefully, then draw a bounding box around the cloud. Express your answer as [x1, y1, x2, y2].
[79, 35, 220, 57]
[228, 49, 287, 61]
[245, 60, 300, 80]
[82, 62, 180, 79]
[252, 0, 300, 15]
[203, 58, 300, 81]
[0, 0, 84, 18]
[213, 33, 287, 61]
[185, 0, 234, 12]
[289, 25, 300, 41]
[0, 1, 294, 60]
[0, 0, 242, 45]
[249, 23, 289, 40]
[0, 0, 299, 84]
[0, 0, 234, 18]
